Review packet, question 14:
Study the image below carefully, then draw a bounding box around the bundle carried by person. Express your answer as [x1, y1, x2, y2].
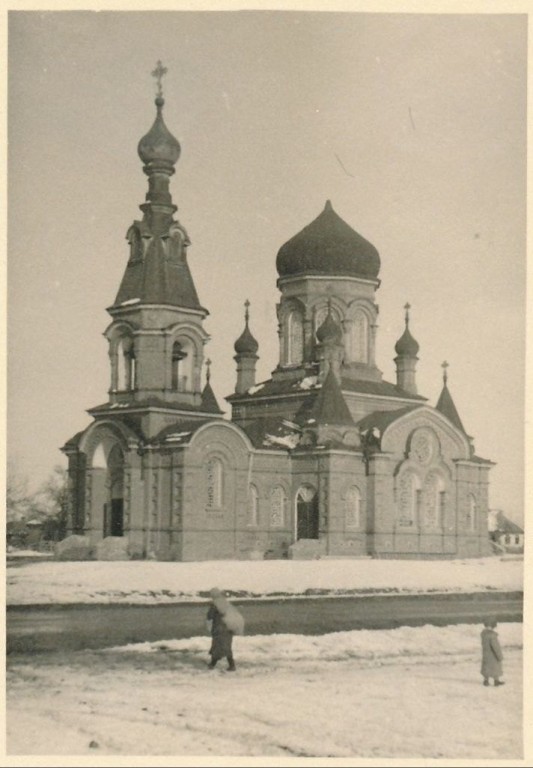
[210, 588, 245, 635]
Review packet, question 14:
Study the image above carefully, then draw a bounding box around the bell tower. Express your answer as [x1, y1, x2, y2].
[104, 62, 210, 413]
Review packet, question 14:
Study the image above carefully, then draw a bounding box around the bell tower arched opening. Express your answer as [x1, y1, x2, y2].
[105, 444, 125, 537]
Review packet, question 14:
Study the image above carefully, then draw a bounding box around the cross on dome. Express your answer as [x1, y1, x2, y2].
[151, 60, 168, 98]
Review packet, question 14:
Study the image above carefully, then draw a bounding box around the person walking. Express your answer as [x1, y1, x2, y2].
[481, 619, 504, 686]
[206, 587, 244, 672]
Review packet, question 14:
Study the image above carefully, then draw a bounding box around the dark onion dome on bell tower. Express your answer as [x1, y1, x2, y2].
[138, 62, 181, 169]
[234, 300, 259, 356]
[112, 62, 205, 311]
[394, 303, 419, 357]
[276, 200, 380, 280]
[137, 96, 181, 167]
[316, 301, 343, 344]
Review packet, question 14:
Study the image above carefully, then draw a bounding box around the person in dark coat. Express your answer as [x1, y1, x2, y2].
[481, 620, 504, 686]
[206, 588, 237, 671]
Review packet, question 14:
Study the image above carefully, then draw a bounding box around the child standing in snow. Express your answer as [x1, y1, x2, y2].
[206, 588, 244, 672]
[481, 620, 504, 686]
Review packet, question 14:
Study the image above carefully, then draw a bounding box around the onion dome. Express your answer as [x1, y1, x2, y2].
[395, 303, 419, 357]
[316, 303, 343, 344]
[276, 200, 380, 280]
[234, 300, 259, 355]
[138, 96, 181, 168]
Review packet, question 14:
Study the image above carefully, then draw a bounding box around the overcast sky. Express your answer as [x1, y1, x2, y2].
[7, 10, 526, 521]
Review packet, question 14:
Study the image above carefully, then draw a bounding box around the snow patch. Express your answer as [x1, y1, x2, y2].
[263, 433, 300, 449]
[119, 298, 140, 306]
[246, 383, 265, 394]
[6, 557, 523, 606]
[297, 375, 318, 390]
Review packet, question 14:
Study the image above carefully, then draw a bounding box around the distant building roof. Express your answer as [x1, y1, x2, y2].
[492, 511, 524, 535]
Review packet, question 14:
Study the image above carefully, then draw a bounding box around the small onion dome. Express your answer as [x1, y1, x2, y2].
[234, 300, 258, 355]
[316, 311, 343, 344]
[395, 325, 419, 357]
[138, 97, 181, 167]
[276, 200, 380, 280]
[234, 324, 259, 355]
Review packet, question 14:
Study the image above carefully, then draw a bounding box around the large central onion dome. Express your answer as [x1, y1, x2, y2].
[276, 200, 380, 280]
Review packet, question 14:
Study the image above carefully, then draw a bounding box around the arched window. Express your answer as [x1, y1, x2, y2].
[347, 310, 368, 363]
[248, 485, 259, 526]
[171, 338, 194, 392]
[466, 494, 477, 532]
[116, 337, 135, 391]
[117, 339, 128, 390]
[344, 486, 361, 529]
[397, 470, 421, 528]
[92, 443, 107, 469]
[206, 458, 223, 509]
[286, 311, 303, 365]
[422, 472, 445, 529]
[171, 342, 187, 390]
[270, 486, 286, 527]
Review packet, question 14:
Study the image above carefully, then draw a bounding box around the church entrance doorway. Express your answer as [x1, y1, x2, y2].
[296, 486, 319, 540]
[110, 498, 124, 536]
[104, 444, 125, 537]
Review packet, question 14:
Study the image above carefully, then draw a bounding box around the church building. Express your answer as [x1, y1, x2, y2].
[62, 70, 493, 561]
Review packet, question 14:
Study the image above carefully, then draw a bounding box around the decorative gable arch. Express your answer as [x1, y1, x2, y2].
[380, 406, 471, 460]
[79, 419, 140, 464]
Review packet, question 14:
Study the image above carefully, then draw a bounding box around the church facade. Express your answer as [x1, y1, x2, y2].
[62, 84, 493, 561]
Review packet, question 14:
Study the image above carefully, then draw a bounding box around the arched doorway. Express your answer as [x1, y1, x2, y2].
[105, 444, 124, 537]
[296, 485, 319, 540]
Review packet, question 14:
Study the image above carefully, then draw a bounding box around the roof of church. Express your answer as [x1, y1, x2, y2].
[276, 201, 380, 280]
[240, 417, 303, 450]
[227, 373, 427, 402]
[469, 454, 495, 464]
[149, 419, 212, 445]
[492, 511, 524, 534]
[310, 369, 355, 426]
[356, 406, 420, 434]
[201, 381, 224, 414]
[435, 383, 466, 433]
[88, 396, 223, 416]
[114, 235, 203, 309]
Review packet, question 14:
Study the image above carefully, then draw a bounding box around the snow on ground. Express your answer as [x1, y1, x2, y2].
[6, 549, 53, 559]
[6, 556, 523, 606]
[7, 623, 522, 758]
